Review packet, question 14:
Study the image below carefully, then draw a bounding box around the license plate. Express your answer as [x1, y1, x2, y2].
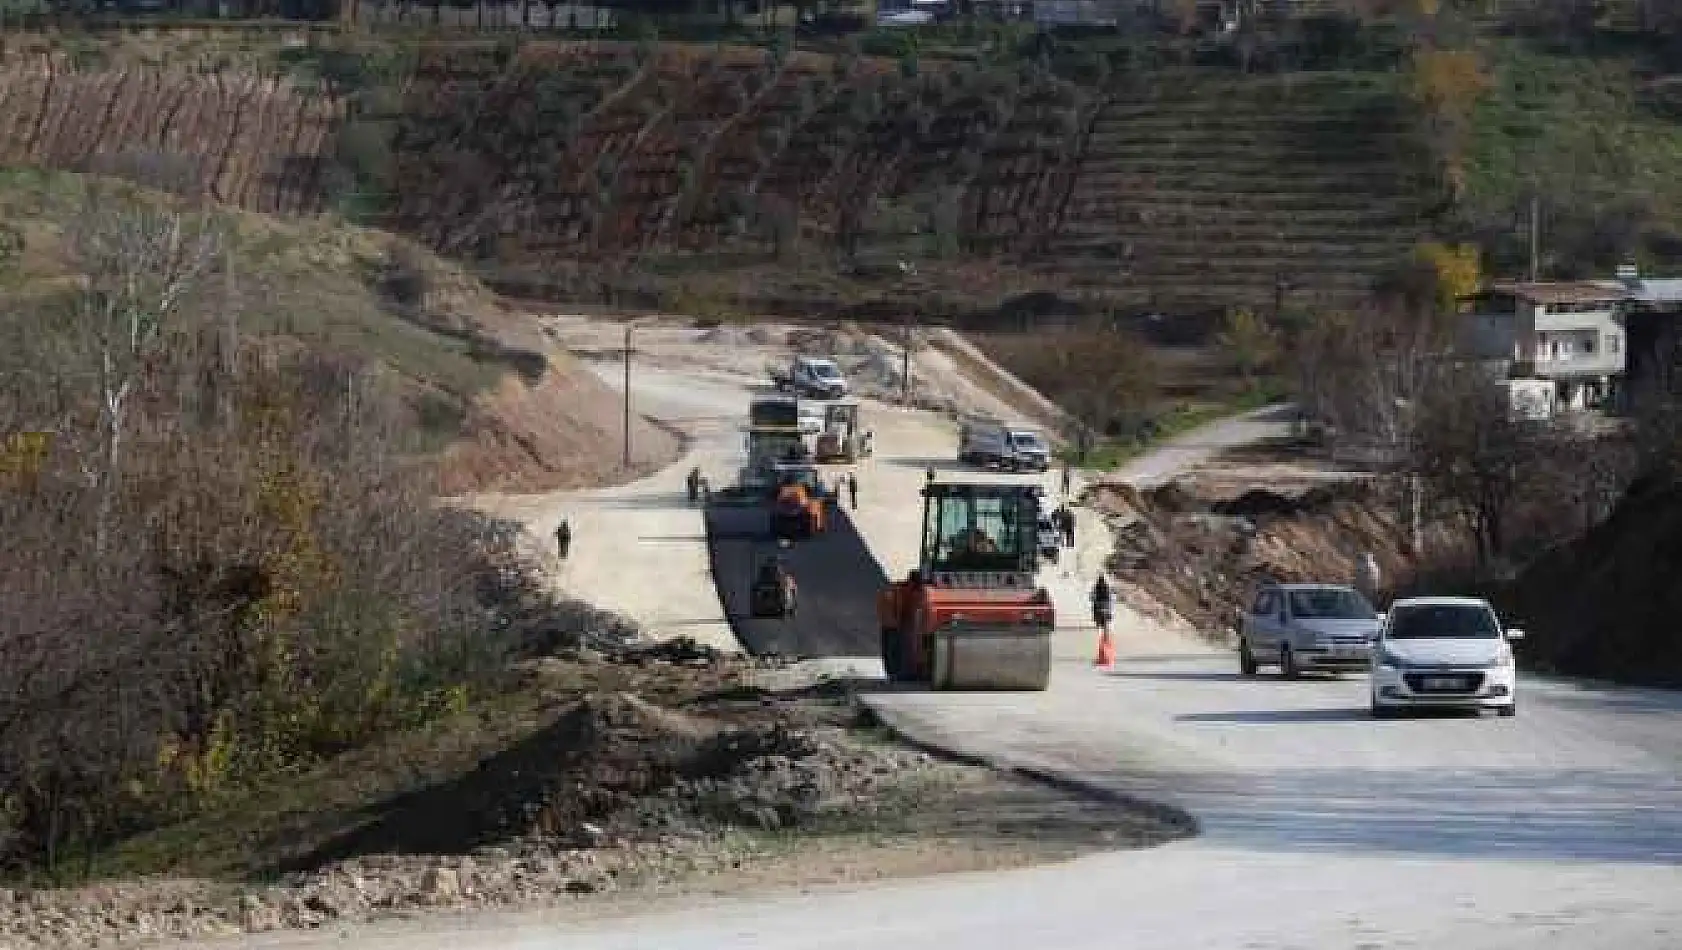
[1422, 676, 1463, 691]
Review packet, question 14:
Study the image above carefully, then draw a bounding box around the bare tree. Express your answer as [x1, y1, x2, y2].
[1296, 306, 1442, 463]
[63, 187, 222, 556]
[1406, 366, 1552, 567]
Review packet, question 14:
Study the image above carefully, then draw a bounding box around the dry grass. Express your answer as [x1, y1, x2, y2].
[0, 166, 678, 491]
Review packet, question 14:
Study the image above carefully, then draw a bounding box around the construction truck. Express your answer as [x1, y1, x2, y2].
[749, 394, 802, 430]
[768, 463, 830, 540]
[958, 416, 1052, 473]
[814, 400, 870, 463]
[743, 394, 812, 492]
[878, 481, 1054, 691]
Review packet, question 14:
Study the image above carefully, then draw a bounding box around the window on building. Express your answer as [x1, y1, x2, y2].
[1609, 333, 1622, 354]
[1583, 335, 1596, 355]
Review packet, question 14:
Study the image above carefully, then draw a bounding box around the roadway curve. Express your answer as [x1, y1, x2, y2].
[254, 366, 1682, 948]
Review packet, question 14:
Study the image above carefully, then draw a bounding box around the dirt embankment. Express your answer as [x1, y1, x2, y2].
[3, 638, 1179, 949]
[1504, 477, 1682, 688]
[546, 315, 1047, 427]
[437, 327, 681, 495]
[1090, 478, 1470, 643]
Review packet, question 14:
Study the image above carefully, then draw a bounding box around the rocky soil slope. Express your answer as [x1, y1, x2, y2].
[1, 640, 1181, 949]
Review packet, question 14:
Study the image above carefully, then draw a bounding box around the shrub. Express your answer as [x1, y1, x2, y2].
[0, 191, 524, 880]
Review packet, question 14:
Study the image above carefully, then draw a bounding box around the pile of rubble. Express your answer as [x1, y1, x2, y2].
[0, 654, 945, 949]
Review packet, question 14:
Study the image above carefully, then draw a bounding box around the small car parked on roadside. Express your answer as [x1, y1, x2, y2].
[1239, 583, 1384, 678]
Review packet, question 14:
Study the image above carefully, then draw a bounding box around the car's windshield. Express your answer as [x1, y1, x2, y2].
[808, 362, 839, 377]
[1010, 433, 1044, 448]
[1289, 588, 1375, 619]
[1387, 604, 1501, 639]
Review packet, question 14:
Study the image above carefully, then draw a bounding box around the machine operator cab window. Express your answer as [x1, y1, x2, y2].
[921, 485, 1037, 574]
[776, 465, 819, 490]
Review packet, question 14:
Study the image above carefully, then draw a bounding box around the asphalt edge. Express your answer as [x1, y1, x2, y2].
[856, 697, 1202, 841]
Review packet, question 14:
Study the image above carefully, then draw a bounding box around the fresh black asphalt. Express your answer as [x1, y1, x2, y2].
[704, 499, 888, 657]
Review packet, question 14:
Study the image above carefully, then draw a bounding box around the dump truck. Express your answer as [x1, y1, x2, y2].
[768, 464, 829, 540]
[749, 394, 802, 430]
[814, 400, 870, 463]
[878, 480, 1053, 691]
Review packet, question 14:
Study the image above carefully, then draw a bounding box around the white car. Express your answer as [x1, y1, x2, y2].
[791, 357, 848, 399]
[1370, 596, 1524, 719]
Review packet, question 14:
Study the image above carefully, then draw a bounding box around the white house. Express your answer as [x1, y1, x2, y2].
[1459, 279, 1629, 412]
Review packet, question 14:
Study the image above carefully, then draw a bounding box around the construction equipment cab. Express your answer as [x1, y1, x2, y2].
[878, 481, 1053, 691]
[815, 400, 868, 463]
[769, 464, 828, 540]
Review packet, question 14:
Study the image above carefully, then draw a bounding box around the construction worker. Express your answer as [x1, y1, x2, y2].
[555, 518, 572, 560]
[847, 472, 858, 509]
[1091, 574, 1115, 635]
[1354, 550, 1382, 605]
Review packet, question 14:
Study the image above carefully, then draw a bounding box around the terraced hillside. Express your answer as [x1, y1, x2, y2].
[1046, 72, 1432, 311]
[386, 42, 1083, 269]
[0, 55, 341, 214]
[0, 39, 1435, 311]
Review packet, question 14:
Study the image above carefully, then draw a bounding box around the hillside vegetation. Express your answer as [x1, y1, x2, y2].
[0, 35, 1440, 313]
[1460, 40, 1682, 277]
[7, 15, 1682, 317]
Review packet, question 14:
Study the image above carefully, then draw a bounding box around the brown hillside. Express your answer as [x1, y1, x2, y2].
[0, 39, 1433, 312]
[0, 55, 340, 214]
[0, 167, 676, 493]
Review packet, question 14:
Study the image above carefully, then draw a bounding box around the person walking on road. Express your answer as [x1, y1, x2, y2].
[1353, 550, 1382, 605]
[1057, 505, 1076, 548]
[1061, 461, 1073, 498]
[555, 518, 572, 560]
[686, 466, 701, 504]
[847, 472, 858, 509]
[1090, 575, 1115, 635]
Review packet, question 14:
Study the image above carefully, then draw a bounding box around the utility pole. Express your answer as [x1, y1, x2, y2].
[902, 314, 913, 406]
[622, 323, 633, 470]
[898, 261, 916, 406]
[1528, 193, 1541, 283]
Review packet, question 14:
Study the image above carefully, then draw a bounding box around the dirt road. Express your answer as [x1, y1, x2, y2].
[462, 365, 749, 653]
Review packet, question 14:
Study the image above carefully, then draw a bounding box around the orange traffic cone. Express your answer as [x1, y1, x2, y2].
[1094, 627, 1116, 668]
